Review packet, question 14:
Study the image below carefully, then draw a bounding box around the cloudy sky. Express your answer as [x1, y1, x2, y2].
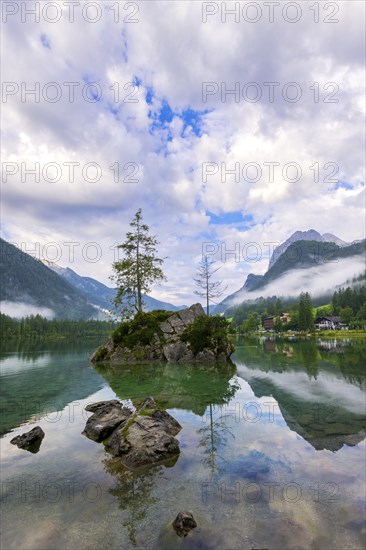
[1, 1, 365, 306]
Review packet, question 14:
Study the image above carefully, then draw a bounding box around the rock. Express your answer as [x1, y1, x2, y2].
[167, 315, 186, 334]
[159, 321, 174, 334]
[172, 511, 197, 537]
[85, 400, 123, 413]
[83, 398, 182, 469]
[82, 400, 132, 442]
[10, 426, 45, 453]
[89, 336, 114, 362]
[137, 396, 157, 411]
[195, 349, 217, 362]
[112, 415, 181, 468]
[163, 341, 193, 362]
[104, 426, 132, 456]
[150, 409, 182, 436]
[179, 303, 205, 324]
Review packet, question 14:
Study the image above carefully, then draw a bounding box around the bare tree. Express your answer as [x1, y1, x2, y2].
[193, 256, 227, 315]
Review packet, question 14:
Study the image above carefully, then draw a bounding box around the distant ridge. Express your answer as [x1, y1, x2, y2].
[42, 260, 187, 313]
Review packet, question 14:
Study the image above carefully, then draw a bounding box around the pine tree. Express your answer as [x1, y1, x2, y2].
[111, 209, 166, 317]
[298, 292, 314, 331]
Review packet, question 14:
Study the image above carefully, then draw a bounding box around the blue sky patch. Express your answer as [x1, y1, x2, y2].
[146, 87, 154, 104]
[148, 98, 174, 151]
[181, 107, 210, 137]
[334, 181, 353, 191]
[159, 100, 174, 124]
[207, 211, 253, 227]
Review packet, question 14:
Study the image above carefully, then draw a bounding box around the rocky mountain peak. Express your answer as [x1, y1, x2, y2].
[268, 229, 347, 270]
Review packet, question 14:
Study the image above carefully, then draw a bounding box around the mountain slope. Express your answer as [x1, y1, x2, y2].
[0, 239, 98, 319]
[216, 238, 366, 313]
[255, 240, 366, 291]
[42, 261, 186, 312]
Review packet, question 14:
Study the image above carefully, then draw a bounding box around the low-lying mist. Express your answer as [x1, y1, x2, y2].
[229, 254, 366, 306]
[0, 301, 55, 320]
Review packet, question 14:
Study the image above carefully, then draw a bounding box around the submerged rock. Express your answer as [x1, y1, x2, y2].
[172, 511, 197, 537]
[82, 397, 182, 468]
[10, 426, 45, 453]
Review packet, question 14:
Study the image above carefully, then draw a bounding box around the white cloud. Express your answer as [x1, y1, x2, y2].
[1, 1, 365, 305]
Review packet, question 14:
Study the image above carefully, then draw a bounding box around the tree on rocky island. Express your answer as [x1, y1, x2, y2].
[194, 255, 227, 315]
[111, 209, 166, 317]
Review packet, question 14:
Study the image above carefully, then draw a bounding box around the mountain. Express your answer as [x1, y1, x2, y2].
[215, 236, 366, 314]
[254, 240, 365, 290]
[241, 273, 264, 292]
[0, 238, 186, 320]
[42, 261, 186, 313]
[268, 229, 353, 270]
[0, 238, 98, 319]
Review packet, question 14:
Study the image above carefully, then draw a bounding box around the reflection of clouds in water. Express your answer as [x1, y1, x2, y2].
[236, 363, 366, 415]
[0, 354, 51, 373]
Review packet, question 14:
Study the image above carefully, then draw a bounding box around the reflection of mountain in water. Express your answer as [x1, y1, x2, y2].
[0, 345, 105, 435]
[234, 338, 366, 452]
[94, 362, 238, 416]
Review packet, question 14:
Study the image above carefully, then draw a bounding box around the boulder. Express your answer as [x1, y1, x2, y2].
[167, 315, 186, 334]
[163, 341, 193, 362]
[179, 303, 205, 324]
[159, 321, 174, 334]
[109, 415, 181, 468]
[10, 426, 45, 453]
[82, 400, 132, 442]
[85, 400, 122, 413]
[150, 409, 182, 436]
[137, 396, 157, 411]
[172, 511, 197, 537]
[82, 398, 182, 469]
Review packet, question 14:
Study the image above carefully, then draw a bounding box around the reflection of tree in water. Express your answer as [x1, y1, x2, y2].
[298, 340, 319, 379]
[196, 376, 239, 479]
[198, 403, 235, 479]
[336, 340, 366, 387]
[96, 362, 239, 417]
[103, 457, 177, 545]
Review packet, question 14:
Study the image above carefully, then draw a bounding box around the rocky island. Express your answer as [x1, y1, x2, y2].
[90, 304, 234, 364]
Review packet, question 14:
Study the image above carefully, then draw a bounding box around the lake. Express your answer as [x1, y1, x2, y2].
[1, 337, 365, 549]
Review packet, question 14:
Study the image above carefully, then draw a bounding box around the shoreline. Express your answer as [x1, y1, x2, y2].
[234, 330, 366, 340]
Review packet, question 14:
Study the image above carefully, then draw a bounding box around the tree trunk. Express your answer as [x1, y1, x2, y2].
[206, 274, 209, 316]
[136, 222, 142, 313]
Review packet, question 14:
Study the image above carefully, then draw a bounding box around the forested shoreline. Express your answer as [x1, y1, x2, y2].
[0, 313, 117, 341]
